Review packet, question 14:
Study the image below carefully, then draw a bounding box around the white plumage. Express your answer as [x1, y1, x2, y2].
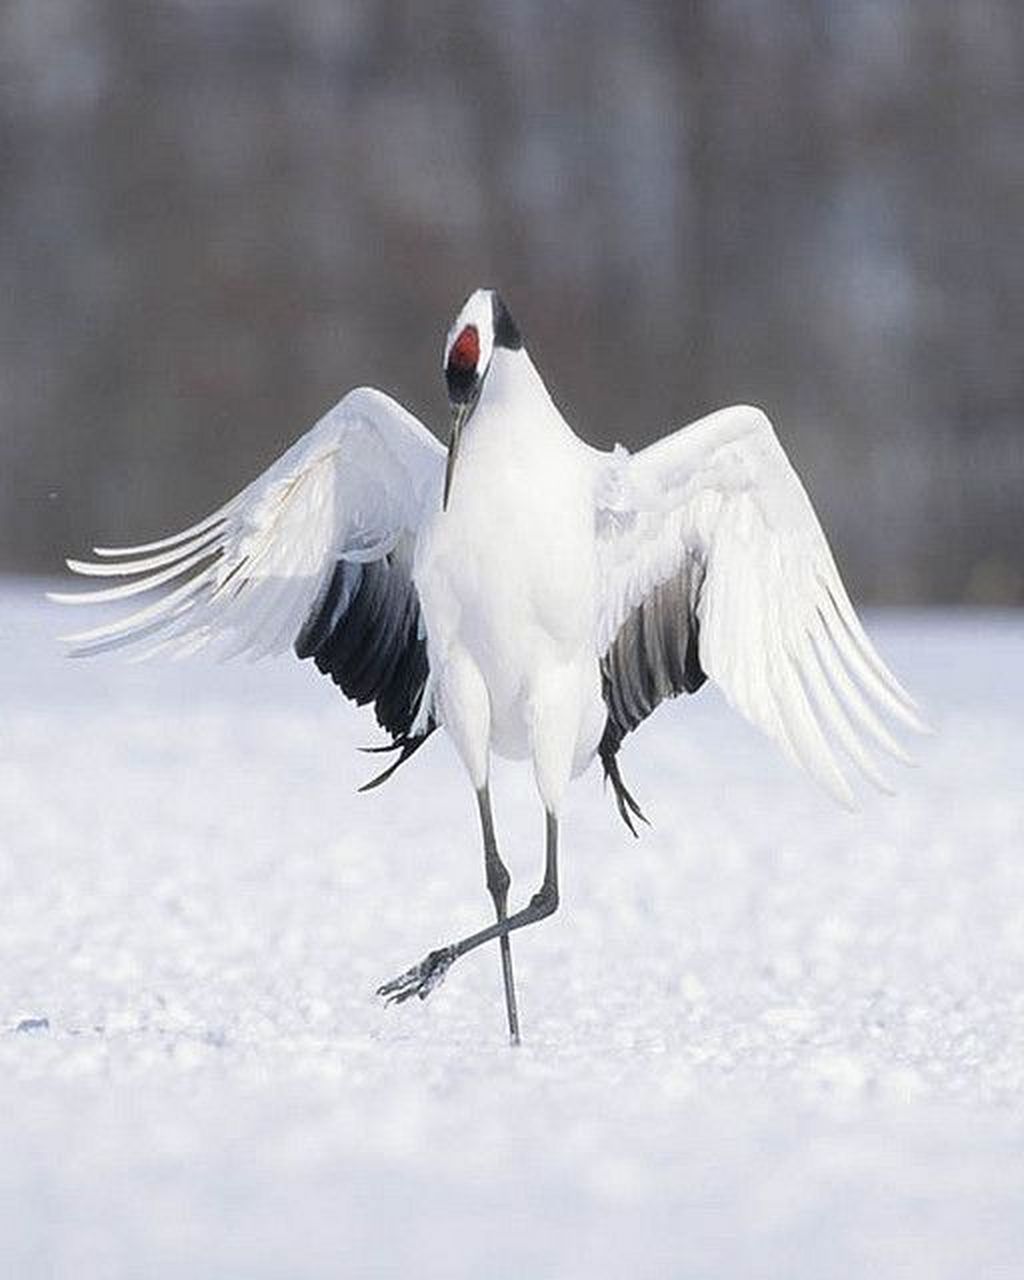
[55, 287, 924, 1039]
[54, 388, 443, 663]
[593, 404, 922, 806]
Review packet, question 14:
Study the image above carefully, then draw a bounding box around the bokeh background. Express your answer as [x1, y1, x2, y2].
[1, 0, 1021, 601]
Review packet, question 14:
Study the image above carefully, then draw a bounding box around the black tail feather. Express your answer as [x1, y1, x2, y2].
[598, 731, 650, 838]
[358, 728, 436, 792]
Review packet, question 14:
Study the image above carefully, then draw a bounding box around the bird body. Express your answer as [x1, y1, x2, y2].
[55, 287, 926, 1042]
[414, 342, 605, 802]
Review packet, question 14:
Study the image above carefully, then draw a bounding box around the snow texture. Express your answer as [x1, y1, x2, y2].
[2, 582, 1022, 1278]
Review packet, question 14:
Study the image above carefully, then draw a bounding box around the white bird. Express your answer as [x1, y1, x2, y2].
[55, 288, 925, 1044]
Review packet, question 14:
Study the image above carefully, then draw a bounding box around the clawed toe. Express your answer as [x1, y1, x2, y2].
[377, 945, 457, 1004]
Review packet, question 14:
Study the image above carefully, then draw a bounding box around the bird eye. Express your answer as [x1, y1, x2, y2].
[448, 325, 480, 374]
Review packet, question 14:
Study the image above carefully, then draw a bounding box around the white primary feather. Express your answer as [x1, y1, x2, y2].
[53, 387, 445, 660]
[596, 404, 926, 806]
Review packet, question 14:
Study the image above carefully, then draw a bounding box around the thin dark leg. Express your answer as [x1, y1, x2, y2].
[379, 810, 559, 1007]
[476, 786, 520, 1045]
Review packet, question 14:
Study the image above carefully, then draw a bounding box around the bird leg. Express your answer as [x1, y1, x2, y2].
[378, 811, 559, 1022]
[476, 785, 521, 1045]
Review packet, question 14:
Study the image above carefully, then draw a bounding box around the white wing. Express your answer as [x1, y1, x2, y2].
[54, 387, 444, 742]
[595, 404, 926, 807]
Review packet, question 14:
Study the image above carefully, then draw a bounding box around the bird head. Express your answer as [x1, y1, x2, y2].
[441, 288, 522, 509]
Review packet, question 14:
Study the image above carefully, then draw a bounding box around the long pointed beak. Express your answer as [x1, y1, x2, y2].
[443, 401, 472, 511]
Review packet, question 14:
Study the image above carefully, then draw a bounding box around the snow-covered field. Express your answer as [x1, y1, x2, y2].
[2, 581, 1022, 1278]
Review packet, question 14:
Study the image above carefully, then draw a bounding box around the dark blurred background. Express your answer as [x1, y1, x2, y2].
[1, 1, 1021, 601]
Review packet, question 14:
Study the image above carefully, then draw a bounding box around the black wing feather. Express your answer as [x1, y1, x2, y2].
[295, 551, 436, 782]
[599, 566, 707, 833]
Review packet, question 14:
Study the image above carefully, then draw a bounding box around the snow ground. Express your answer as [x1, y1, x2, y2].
[1, 581, 1022, 1279]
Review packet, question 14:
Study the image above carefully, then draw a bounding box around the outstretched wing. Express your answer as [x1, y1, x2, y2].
[54, 387, 445, 747]
[595, 404, 926, 809]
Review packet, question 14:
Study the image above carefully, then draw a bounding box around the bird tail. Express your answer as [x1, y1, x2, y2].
[598, 726, 650, 838]
[358, 728, 436, 792]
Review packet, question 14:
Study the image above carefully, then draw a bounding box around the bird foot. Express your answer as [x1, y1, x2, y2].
[377, 946, 457, 1004]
